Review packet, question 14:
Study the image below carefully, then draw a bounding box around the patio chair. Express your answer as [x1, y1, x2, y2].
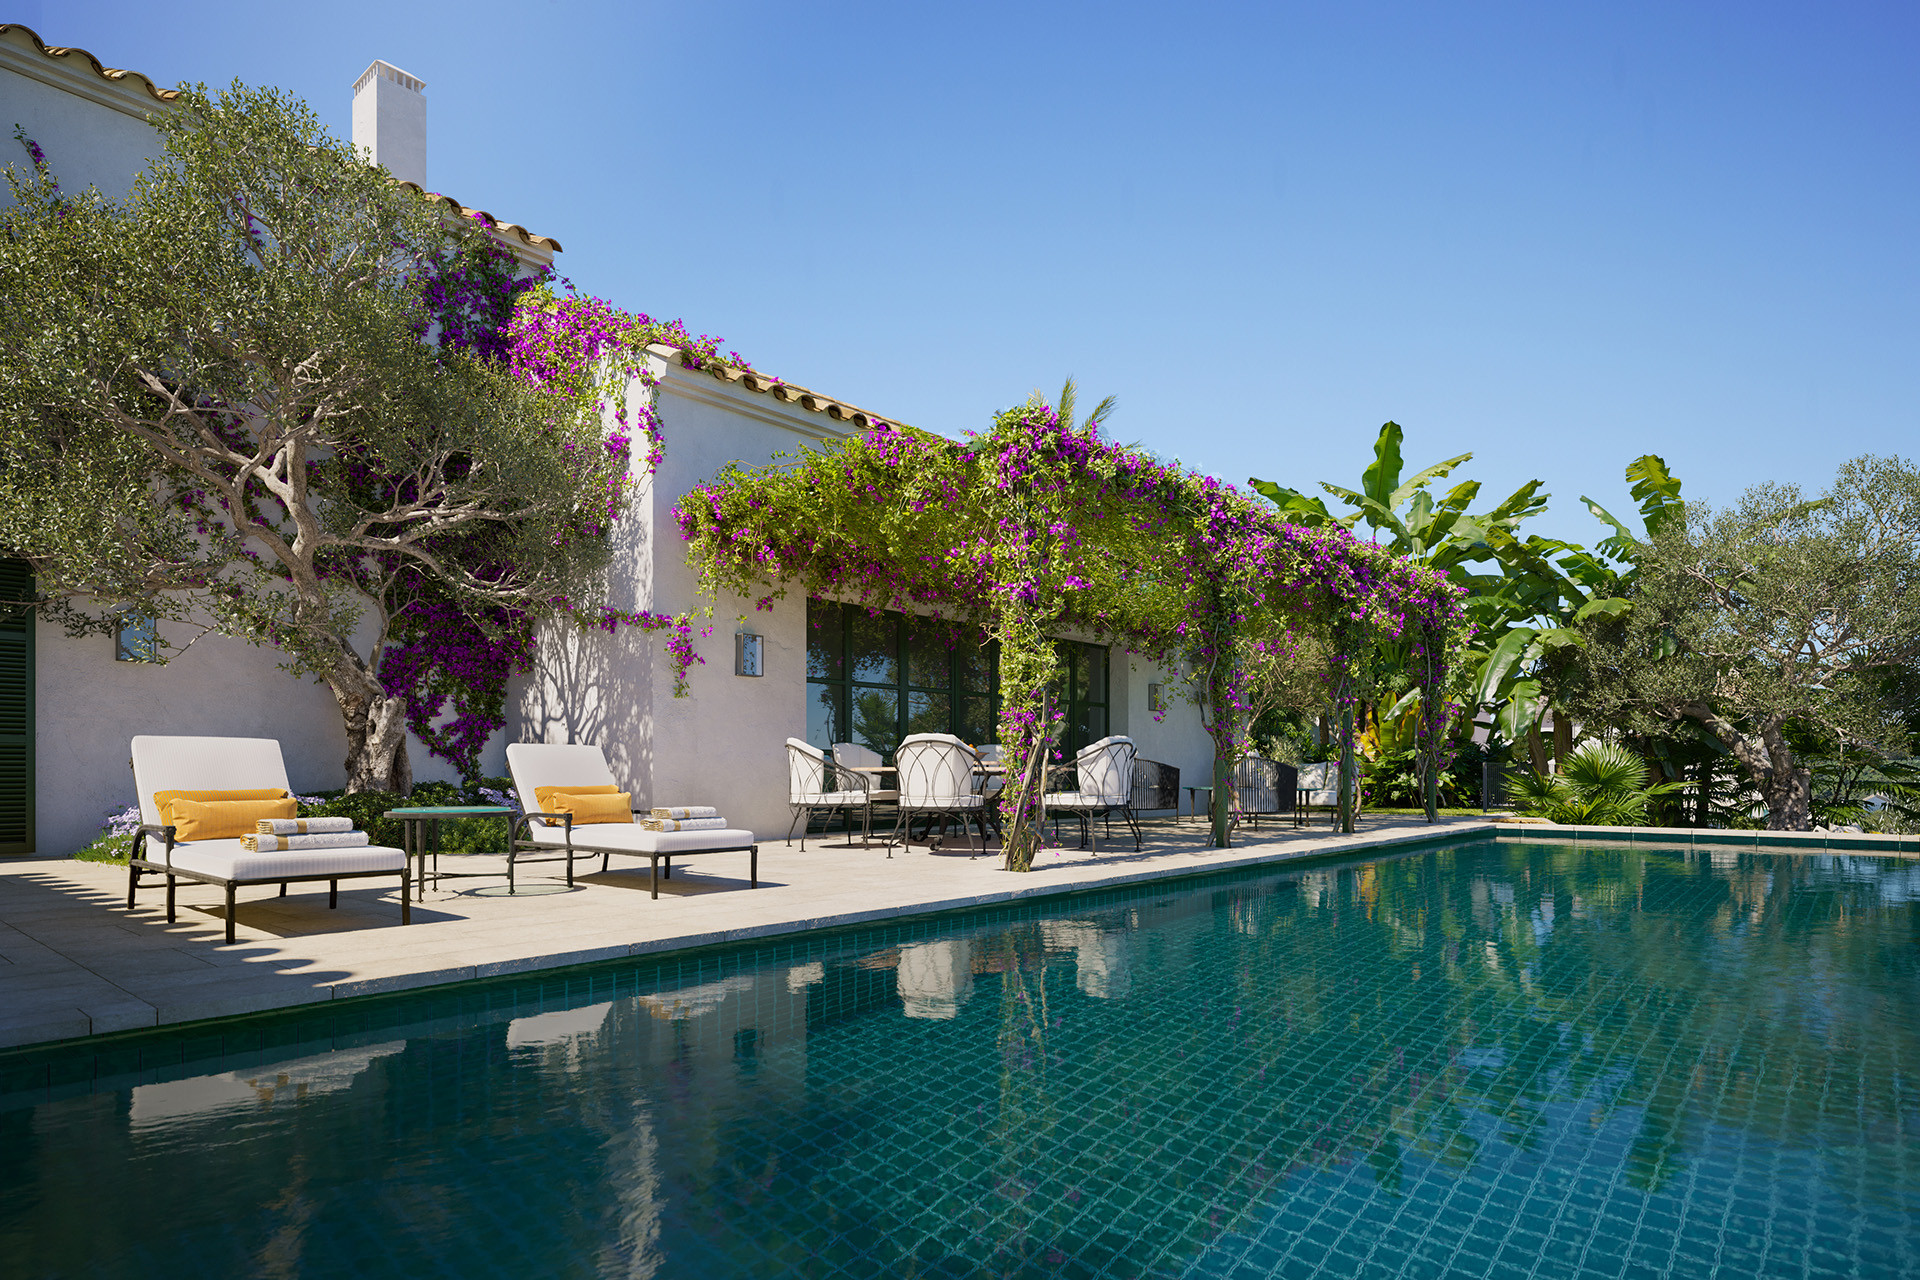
[1130, 757, 1181, 815]
[786, 739, 878, 850]
[507, 743, 758, 898]
[1296, 761, 1355, 826]
[1232, 756, 1298, 829]
[127, 735, 410, 944]
[1043, 735, 1142, 853]
[888, 733, 990, 858]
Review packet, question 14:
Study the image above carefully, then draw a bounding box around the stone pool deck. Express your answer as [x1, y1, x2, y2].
[0, 815, 1501, 1050]
[7, 815, 1911, 1052]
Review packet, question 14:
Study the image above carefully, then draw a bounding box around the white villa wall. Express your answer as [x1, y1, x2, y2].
[0, 28, 166, 206]
[1112, 653, 1214, 805]
[511, 352, 1221, 838]
[2, 26, 1222, 854]
[33, 621, 349, 855]
[514, 354, 846, 838]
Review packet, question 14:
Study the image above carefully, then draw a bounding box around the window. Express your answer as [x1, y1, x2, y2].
[1056, 640, 1111, 752]
[805, 599, 1110, 760]
[0, 559, 32, 854]
[807, 600, 999, 762]
[114, 611, 158, 663]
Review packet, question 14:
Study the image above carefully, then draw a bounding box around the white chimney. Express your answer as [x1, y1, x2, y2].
[351, 60, 426, 188]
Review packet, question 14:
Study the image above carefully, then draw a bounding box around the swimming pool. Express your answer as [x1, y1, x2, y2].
[2, 839, 1916, 1278]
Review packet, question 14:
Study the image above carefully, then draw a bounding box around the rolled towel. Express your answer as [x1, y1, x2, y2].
[651, 806, 719, 820]
[640, 817, 728, 832]
[256, 816, 356, 835]
[241, 831, 372, 852]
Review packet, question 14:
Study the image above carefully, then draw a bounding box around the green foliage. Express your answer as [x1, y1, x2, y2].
[1512, 740, 1693, 825]
[1250, 421, 1547, 578]
[0, 81, 620, 791]
[1561, 454, 1920, 829]
[297, 777, 515, 853]
[681, 391, 1467, 862]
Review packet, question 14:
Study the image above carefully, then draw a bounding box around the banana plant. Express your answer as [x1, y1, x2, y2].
[1254, 422, 1557, 812]
[1251, 421, 1548, 577]
[1472, 455, 1683, 768]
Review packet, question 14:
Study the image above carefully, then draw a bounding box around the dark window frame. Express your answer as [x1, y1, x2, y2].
[805, 598, 1109, 761]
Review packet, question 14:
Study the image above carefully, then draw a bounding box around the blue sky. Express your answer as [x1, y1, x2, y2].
[26, 1, 1920, 548]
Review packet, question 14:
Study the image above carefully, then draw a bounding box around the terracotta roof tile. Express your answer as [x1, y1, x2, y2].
[0, 22, 179, 103]
[398, 181, 562, 254]
[1, 24, 559, 253]
[657, 346, 901, 432]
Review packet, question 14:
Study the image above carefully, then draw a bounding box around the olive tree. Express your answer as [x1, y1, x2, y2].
[0, 82, 620, 791]
[1561, 455, 1920, 829]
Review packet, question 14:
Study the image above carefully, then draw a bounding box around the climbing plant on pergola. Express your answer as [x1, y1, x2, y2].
[677, 394, 1468, 870]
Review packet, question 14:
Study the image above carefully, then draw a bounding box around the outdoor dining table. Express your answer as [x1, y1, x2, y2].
[843, 763, 1007, 847]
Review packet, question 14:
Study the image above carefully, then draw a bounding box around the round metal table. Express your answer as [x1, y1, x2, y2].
[384, 805, 515, 900]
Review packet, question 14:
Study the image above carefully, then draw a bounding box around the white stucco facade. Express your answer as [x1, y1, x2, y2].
[510, 349, 1218, 840]
[1, 25, 525, 852]
[2, 25, 1218, 855]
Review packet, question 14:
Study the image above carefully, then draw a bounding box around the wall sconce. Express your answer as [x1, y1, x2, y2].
[735, 632, 764, 677]
[115, 612, 158, 663]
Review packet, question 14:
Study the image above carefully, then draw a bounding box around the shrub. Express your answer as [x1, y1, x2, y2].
[1512, 741, 1692, 826]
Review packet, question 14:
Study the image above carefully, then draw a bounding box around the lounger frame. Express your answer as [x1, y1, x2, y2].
[128, 824, 412, 944]
[511, 812, 759, 899]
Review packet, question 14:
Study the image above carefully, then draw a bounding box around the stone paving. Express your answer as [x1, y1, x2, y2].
[0, 815, 1499, 1050]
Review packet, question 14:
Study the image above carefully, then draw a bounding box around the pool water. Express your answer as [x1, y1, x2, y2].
[3, 840, 1917, 1279]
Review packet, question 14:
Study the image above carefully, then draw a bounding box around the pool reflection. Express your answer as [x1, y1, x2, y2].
[3, 842, 1917, 1279]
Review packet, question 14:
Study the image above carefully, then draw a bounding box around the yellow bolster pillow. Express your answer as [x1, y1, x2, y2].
[153, 788, 290, 834]
[167, 796, 299, 841]
[543, 791, 634, 825]
[534, 784, 617, 813]
[153, 787, 289, 820]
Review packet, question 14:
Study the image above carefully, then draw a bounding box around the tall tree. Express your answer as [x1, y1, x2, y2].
[1560, 455, 1920, 830]
[0, 82, 621, 791]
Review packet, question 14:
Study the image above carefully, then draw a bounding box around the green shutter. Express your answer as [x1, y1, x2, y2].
[0, 559, 33, 855]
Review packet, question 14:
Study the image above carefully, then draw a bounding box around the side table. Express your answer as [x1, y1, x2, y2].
[384, 806, 515, 900]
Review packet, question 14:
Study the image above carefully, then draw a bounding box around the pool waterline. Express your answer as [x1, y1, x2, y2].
[2, 837, 1916, 1278]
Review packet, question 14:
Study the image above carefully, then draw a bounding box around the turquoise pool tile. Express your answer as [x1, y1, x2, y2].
[3, 839, 1917, 1278]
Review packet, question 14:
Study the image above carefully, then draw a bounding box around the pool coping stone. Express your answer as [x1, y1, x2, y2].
[2, 815, 1910, 1054]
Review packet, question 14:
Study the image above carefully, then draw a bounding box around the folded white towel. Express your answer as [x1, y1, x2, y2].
[256, 817, 356, 835]
[640, 817, 727, 831]
[651, 806, 719, 820]
[240, 832, 372, 851]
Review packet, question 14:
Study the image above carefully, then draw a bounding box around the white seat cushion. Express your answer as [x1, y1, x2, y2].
[793, 791, 872, 806]
[901, 795, 984, 810]
[141, 838, 406, 881]
[131, 736, 294, 827]
[1044, 792, 1125, 807]
[522, 825, 756, 853]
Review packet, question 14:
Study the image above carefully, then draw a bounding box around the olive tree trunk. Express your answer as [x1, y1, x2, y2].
[328, 644, 412, 795]
[1682, 703, 1812, 830]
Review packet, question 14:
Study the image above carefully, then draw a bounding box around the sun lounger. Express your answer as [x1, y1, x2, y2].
[128, 736, 410, 944]
[506, 743, 758, 898]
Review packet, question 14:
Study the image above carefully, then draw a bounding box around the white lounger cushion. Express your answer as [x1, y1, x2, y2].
[506, 743, 626, 826]
[1044, 792, 1126, 808]
[131, 736, 294, 826]
[140, 838, 406, 882]
[793, 791, 873, 806]
[521, 824, 755, 854]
